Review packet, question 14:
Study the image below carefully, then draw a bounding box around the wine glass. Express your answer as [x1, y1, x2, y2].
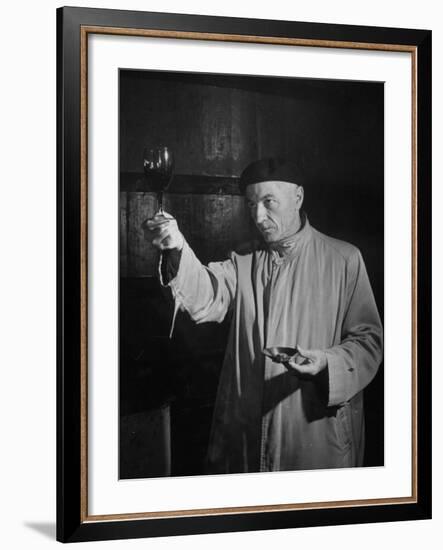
[143, 146, 174, 215]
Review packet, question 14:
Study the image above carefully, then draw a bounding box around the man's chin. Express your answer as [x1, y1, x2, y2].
[261, 232, 278, 243]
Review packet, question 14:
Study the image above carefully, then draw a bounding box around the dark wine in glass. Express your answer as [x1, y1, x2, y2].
[143, 146, 174, 214]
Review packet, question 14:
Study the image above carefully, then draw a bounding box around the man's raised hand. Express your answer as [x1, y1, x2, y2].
[143, 212, 184, 251]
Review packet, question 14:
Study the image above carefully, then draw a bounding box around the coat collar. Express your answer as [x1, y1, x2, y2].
[268, 212, 312, 264]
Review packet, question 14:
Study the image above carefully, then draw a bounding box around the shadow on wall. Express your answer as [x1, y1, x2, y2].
[23, 522, 56, 540]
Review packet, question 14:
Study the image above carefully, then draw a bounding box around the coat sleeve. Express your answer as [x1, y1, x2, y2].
[324, 249, 383, 407]
[159, 239, 237, 324]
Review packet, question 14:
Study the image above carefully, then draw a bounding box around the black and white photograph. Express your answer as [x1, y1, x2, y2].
[119, 69, 384, 480]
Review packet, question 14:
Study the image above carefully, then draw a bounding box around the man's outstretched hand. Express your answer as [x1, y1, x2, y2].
[286, 346, 328, 376]
[143, 212, 184, 251]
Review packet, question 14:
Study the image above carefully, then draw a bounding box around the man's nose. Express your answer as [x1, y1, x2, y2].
[253, 203, 267, 224]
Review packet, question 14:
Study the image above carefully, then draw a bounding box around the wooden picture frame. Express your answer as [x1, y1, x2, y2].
[57, 6, 431, 543]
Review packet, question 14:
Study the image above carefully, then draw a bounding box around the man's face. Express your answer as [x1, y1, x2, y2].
[245, 180, 303, 243]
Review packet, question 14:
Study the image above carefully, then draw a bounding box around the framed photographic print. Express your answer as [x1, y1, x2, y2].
[57, 6, 432, 543]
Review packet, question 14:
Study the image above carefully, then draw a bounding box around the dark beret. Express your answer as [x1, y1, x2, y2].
[239, 157, 305, 194]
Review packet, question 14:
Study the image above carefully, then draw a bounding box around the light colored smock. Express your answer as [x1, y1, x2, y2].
[163, 218, 383, 473]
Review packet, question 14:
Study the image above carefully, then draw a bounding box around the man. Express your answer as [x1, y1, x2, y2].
[146, 158, 383, 474]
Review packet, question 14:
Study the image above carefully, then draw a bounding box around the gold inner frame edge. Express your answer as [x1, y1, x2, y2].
[79, 25, 418, 523]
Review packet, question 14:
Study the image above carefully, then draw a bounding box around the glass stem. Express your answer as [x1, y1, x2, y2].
[158, 192, 164, 215]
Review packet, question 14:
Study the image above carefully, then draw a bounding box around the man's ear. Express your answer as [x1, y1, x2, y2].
[295, 185, 304, 210]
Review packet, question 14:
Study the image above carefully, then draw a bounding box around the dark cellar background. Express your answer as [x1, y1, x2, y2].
[119, 69, 384, 479]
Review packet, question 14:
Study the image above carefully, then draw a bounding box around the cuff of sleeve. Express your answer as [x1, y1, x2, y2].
[158, 248, 182, 287]
[324, 350, 348, 407]
[158, 242, 190, 338]
[158, 252, 168, 287]
[159, 239, 196, 311]
[159, 239, 188, 286]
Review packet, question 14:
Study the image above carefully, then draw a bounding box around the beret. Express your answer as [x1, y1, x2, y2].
[239, 157, 305, 194]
